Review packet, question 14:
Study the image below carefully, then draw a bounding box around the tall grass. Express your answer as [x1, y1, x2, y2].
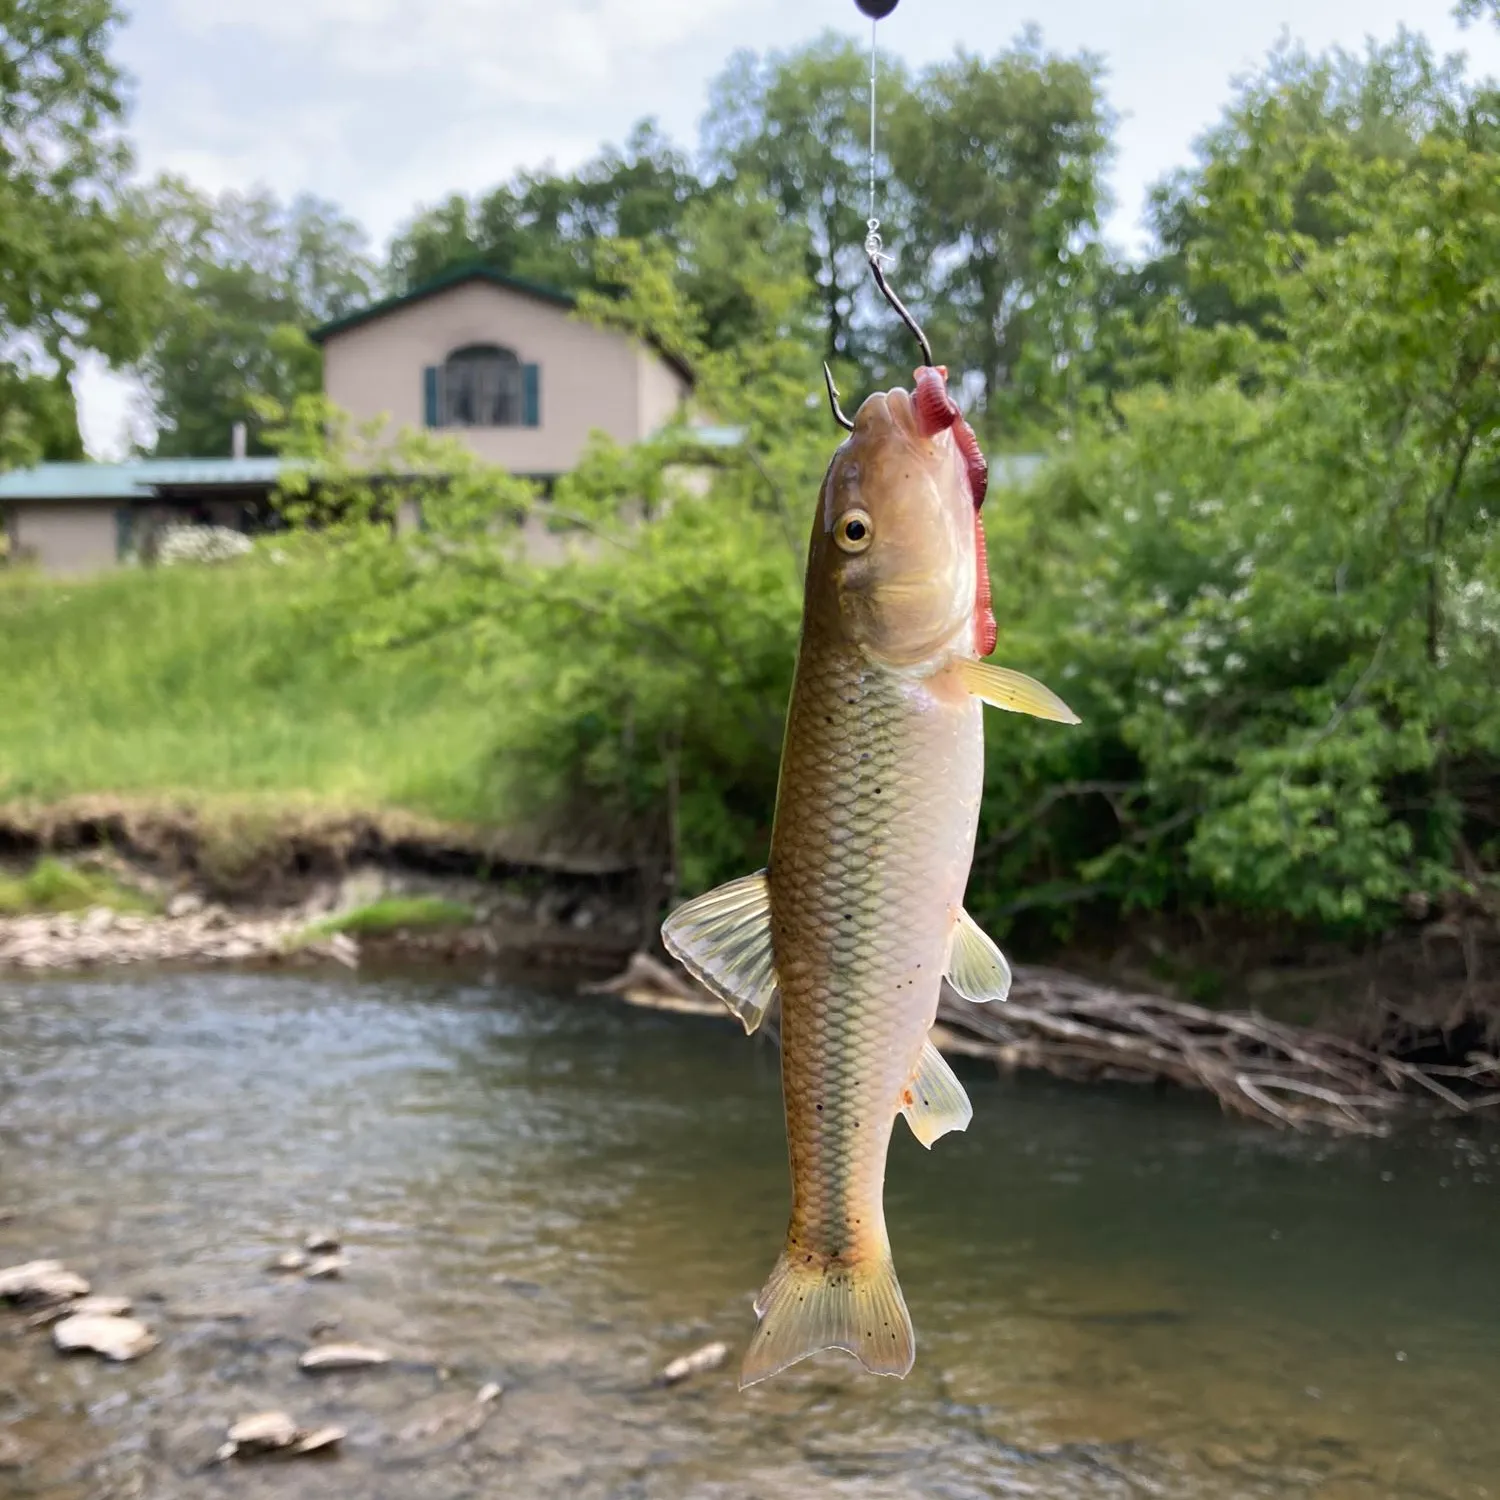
[0, 557, 506, 823]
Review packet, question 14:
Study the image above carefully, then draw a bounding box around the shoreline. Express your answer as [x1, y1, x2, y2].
[3, 798, 1497, 1135]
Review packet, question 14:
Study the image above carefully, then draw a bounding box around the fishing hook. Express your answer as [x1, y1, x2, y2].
[823, 362, 855, 432]
[868, 252, 934, 369]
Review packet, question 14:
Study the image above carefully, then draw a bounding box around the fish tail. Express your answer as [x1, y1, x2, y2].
[739, 1247, 914, 1389]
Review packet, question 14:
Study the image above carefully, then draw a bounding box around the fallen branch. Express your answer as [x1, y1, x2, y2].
[604, 954, 1499, 1136]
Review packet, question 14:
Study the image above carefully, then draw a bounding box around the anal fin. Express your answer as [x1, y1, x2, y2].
[957, 659, 1080, 724]
[946, 908, 1012, 1003]
[900, 1040, 973, 1148]
[661, 871, 777, 1034]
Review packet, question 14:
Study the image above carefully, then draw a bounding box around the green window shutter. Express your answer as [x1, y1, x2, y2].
[522, 363, 540, 427]
[423, 365, 439, 427]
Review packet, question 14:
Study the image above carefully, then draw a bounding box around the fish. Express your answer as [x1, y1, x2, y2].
[662, 363, 1079, 1389]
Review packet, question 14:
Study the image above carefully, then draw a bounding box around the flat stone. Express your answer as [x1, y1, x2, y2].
[26, 1293, 133, 1329]
[228, 1412, 299, 1451]
[303, 1230, 341, 1254]
[298, 1342, 390, 1373]
[0, 1260, 90, 1306]
[72, 1293, 133, 1318]
[303, 1253, 346, 1280]
[269, 1251, 310, 1274]
[220, 1413, 345, 1462]
[53, 1313, 158, 1361]
[659, 1340, 729, 1385]
[290, 1426, 345, 1456]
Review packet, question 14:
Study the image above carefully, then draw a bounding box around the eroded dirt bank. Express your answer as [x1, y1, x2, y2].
[0, 797, 647, 975]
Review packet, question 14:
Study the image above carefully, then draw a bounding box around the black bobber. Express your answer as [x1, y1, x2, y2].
[854, 0, 899, 16]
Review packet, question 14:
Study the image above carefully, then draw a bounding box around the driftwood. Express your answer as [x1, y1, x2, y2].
[603, 953, 1500, 1137]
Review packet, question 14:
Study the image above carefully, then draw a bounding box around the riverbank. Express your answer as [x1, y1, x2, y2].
[0, 797, 645, 975]
[4, 798, 1497, 1135]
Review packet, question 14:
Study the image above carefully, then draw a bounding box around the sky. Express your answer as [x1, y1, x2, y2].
[74, 0, 1500, 458]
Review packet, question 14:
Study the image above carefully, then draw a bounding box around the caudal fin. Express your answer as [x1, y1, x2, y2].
[739, 1249, 914, 1389]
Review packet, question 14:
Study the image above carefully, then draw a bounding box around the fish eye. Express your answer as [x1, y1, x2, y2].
[835, 509, 873, 553]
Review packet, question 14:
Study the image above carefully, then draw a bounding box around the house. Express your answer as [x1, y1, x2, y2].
[309, 263, 695, 477]
[0, 457, 294, 575]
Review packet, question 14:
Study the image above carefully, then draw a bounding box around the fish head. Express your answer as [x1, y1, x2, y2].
[812, 366, 994, 668]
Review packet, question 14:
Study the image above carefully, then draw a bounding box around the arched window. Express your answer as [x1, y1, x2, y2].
[441, 343, 523, 427]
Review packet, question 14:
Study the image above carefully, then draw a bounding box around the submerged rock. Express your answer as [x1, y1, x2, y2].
[0, 1430, 28, 1470]
[217, 1412, 345, 1463]
[298, 1342, 390, 1373]
[26, 1293, 132, 1328]
[0, 1260, 90, 1307]
[53, 1312, 158, 1361]
[228, 1412, 300, 1452]
[659, 1340, 729, 1385]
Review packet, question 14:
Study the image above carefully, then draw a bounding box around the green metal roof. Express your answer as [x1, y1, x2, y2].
[308, 261, 697, 386]
[0, 457, 299, 503]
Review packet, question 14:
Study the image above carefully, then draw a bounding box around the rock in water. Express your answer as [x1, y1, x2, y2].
[26, 1293, 133, 1329]
[303, 1253, 346, 1280]
[227, 1412, 300, 1453]
[0, 1260, 90, 1307]
[269, 1250, 309, 1273]
[658, 1340, 729, 1385]
[218, 1412, 345, 1462]
[298, 1342, 390, 1373]
[291, 1427, 345, 1456]
[304, 1229, 342, 1254]
[53, 1313, 158, 1362]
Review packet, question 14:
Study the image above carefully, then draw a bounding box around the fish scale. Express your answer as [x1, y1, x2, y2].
[772, 643, 982, 1268]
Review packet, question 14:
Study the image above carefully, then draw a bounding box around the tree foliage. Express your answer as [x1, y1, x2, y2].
[139, 179, 377, 457]
[888, 29, 1112, 421]
[0, 0, 161, 467]
[386, 119, 698, 297]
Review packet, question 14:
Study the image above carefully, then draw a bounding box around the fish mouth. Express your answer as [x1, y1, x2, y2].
[856, 387, 925, 447]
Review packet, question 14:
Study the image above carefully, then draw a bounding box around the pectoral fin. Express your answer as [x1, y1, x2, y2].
[660, 871, 777, 1034]
[946, 908, 1012, 1003]
[899, 1040, 973, 1148]
[957, 660, 1080, 724]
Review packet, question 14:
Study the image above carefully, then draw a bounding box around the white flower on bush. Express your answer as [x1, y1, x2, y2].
[156, 525, 254, 566]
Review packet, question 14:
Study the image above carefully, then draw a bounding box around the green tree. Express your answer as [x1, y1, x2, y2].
[385, 119, 699, 297]
[0, 0, 161, 468]
[140, 179, 376, 457]
[970, 78, 1500, 937]
[887, 29, 1111, 422]
[1111, 32, 1473, 394]
[703, 33, 910, 366]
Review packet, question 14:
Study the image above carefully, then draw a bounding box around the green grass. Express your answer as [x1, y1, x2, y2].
[0, 857, 158, 915]
[299, 896, 475, 941]
[0, 555, 508, 823]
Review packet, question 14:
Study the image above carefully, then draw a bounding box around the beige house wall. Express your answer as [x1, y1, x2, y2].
[321, 280, 689, 475]
[10, 503, 117, 575]
[636, 346, 686, 437]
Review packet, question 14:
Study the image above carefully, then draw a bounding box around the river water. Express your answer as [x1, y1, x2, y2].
[0, 970, 1496, 1499]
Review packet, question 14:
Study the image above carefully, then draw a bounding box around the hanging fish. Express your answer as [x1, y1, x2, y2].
[662, 268, 1080, 1390]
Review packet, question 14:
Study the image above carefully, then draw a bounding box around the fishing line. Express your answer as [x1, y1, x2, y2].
[864, 11, 889, 267]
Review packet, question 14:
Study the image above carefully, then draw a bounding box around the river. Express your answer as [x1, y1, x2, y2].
[0, 970, 1496, 1499]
